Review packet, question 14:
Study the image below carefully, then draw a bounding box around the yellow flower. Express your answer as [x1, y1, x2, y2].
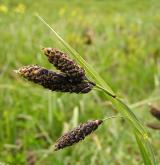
[59, 7, 66, 17]
[0, 4, 8, 13]
[71, 10, 77, 17]
[14, 3, 26, 14]
[143, 133, 149, 140]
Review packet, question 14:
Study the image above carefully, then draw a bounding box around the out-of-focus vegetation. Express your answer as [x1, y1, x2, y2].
[0, 0, 160, 164]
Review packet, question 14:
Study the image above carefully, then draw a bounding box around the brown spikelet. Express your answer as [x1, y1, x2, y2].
[16, 65, 94, 94]
[147, 123, 160, 130]
[54, 120, 103, 151]
[42, 48, 85, 81]
[150, 105, 160, 121]
[26, 151, 37, 165]
[83, 28, 94, 45]
[16, 65, 69, 83]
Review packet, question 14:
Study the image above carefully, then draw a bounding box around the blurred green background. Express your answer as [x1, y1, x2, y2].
[0, 0, 160, 164]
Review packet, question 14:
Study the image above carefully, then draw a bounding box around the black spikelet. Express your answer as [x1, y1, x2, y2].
[150, 106, 160, 121]
[58, 81, 94, 94]
[54, 120, 103, 151]
[16, 65, 68, 84]
[42, 48, 85, 81]
[16, 65, 94, 94]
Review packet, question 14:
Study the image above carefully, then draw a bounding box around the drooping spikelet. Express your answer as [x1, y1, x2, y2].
[147, 123, 160, 130]
[54, 120, 103, 151]
[150, 106, 160, 121]
[42, 48, 85, 81]
[16, 65, 94, 94]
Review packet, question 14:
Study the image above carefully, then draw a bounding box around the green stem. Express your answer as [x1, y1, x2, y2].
[96, 84, 116, 98]
[131, 96, 160, 109]
[103, 115, 123, 121]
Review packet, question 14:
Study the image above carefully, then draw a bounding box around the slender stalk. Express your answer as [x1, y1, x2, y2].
[96, 84, 116, 98]
[131, 96, 160, 109]
[102, 115, 123, 121]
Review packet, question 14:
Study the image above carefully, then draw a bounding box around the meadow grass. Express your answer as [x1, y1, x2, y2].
[0, 0, 160, 164]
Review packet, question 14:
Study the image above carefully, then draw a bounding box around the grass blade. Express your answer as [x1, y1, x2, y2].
[135, 132, 152, 165]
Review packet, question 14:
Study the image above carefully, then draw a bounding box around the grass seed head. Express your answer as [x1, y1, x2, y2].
[16, 65, 69, 84]
[42, 48, 85, 81]
[16, 65, 94, 94]
[54, 120, 103, 151]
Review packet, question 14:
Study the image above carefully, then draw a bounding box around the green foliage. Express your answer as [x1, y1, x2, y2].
[0, 0, 160, 164]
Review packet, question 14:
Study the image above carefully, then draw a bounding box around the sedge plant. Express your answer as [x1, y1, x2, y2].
[30, 14, 157, 165]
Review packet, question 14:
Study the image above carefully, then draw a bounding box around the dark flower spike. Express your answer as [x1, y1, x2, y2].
[16, 65, 94, 94]
[54, 120, 103, 151]
[42, 48, 85, 81]
[150, 105, 160, 121]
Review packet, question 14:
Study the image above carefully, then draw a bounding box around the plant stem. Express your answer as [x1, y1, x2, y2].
[96, 84, 116, 98]
[102, 115, 123, 121]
